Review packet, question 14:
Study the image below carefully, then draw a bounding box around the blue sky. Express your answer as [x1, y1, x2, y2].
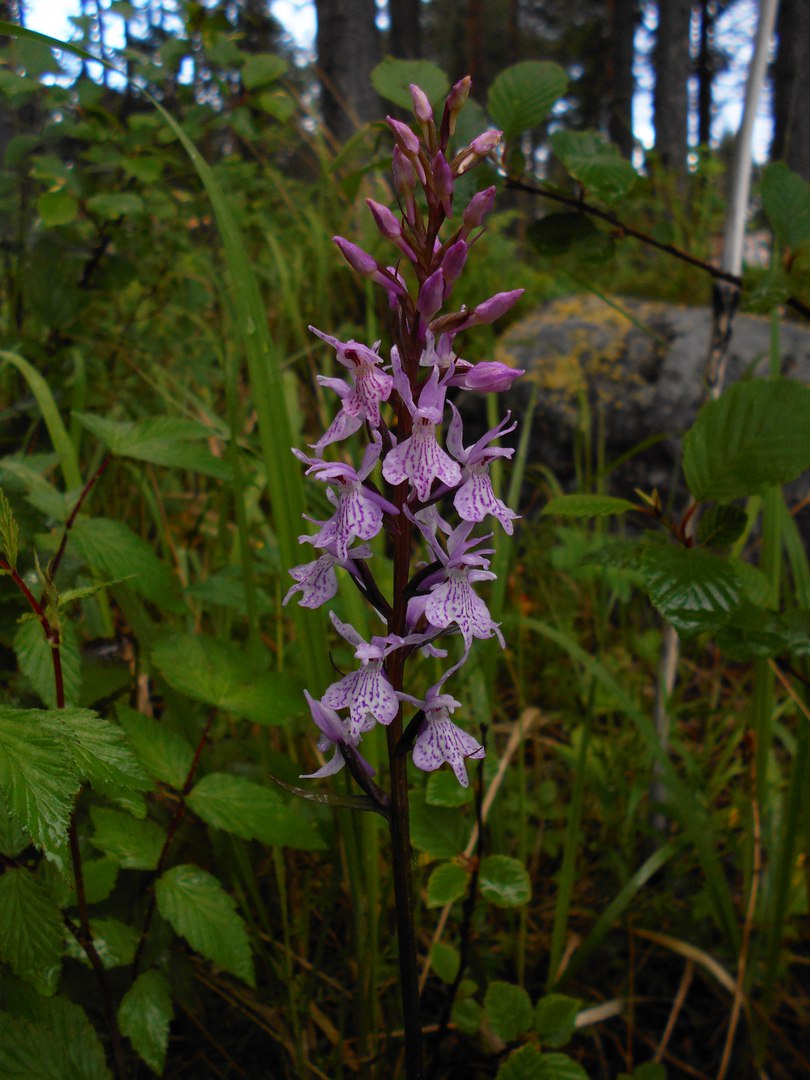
[24, 0, 770, 159]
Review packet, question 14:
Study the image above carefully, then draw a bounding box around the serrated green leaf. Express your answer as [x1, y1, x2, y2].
[89, 806, 165, 869]
[534, 993, 581, 1048]
[370, 57, 449, 110]
[696, 504, 748, 547]
[485, 981, 533, 1042]
[0, 707, 78, 871]
[430, 942, 460, 984]
[762, 162, 810, 251]
[64, 918, 138, 969]
[38, 189, 78, 226]
[487, 61, 567, 139]
[56, 710, 150, 798]
[426, 861, 469, 908]
[0, 798, 30, 858]
[151, 632, 302, 725]
[116, 705, 194, 790]
[683, 379, 810, 501]
[551, 129, 636, 200]
[241, 51, 287, 89]
[479, 854, 531, 907]
[187, 772, 325, 850]
[15, 618, 82, 709]
[0, 868, 63, 994]
[640, 546, 742, 636]
[73, 413, 230, 480]
[426, 769, 472, 807]
[451, 996, 482, 1035]
[498, 1046, 589, 1079]
[0, 988, 112, 1080]
[155, 864, 254, 986]
[119, 969, 173, 1076]
[85, 192, 144, 219]
[714, 601, 791, 661]
[70, 517, 183, 612]
[542, 494, 638, 519]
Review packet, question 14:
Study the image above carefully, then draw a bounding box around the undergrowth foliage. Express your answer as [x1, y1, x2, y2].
[2, 21, 810, 1080]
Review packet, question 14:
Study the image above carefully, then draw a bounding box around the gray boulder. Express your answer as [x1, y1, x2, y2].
[491, 294, 810, 503]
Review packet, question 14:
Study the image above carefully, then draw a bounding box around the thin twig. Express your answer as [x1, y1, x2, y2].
[49, 452, 112, 579]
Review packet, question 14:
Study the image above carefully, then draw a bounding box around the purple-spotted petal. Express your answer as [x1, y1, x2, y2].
[425, 568, 504, 649]
[283, 554, 339, 608]
[412, 714, 484, 787]
[454, 467, 519, 534]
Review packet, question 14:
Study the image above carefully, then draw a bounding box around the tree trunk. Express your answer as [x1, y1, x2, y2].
[389, 0, 421, 59]
[315, 0, 381, 145]
[695, 0, 717, 147]
[653, 0, 693, 174]
[772, 0, 810, 181]
[607, 0, 636, 158]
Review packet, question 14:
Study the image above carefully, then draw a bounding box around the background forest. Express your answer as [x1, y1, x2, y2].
[1, 1, 810, 1079]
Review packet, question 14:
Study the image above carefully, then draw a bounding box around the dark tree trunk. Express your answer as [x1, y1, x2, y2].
[390, 0, 421, 58]
[315, 0, 381, 144]
[607, 0, 636, 158]
[772, 0, 810, 182]
[695, 0, 717, 147]
[653, 0, 692, 173]
[466, 0, 485, 86]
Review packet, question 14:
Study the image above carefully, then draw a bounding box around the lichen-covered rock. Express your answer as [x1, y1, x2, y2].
[491, 294, 810, 500]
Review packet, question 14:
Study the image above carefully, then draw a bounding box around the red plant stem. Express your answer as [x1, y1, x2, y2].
[50, 452, 112, 579]
[132, 707, 216, 976]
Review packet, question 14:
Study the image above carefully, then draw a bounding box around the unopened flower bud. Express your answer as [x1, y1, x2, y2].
[462, 361, 525, 392]
[410, 84, 433, 125]
[462, 186, 496, 232]
[445, 76, 470, 132]
[470, 288, 523, 324]
[470, 130, 502, 156]
[386, 116, 421, 157]
[366, 199, 401, 240]
[441, 239, 468, 289]
[433, 151, 454, 217]
[417, 268, 445, 318]
[333, 236, 378, 276]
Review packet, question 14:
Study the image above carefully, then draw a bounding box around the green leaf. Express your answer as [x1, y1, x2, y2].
[155, 864, 255, 986]
[15, 618, 82, 709]
[70, 517, 183, 612]
[696, 504, 748, 547]
[542, 494, 638, 519]
[187, 772, 325, 850]
[479, 854, 531, 908]
[451, 995, 482, 1035]
[73, 413, 231, 480]
[151, 632, 302, 725]
[426, 770, 472, 807]
[639, 546, 742, 636]
[430, 942, 460, 984]
[551, 129, 637, 200]
[64, 918, 138, 969]
[38, 189, 78, 226]
[56, 710, 151, 796]
[0, 486, 19, 567]
[241, 52, 288, 89]
[116, 705, 194, 790]
[0, 706, 78, 871]
[89, 806, 165, 869]
[534, 993, 581, 1049]
[484, 981, 533, 1042]
[498, 1046, 589, 1080]
[410, 797, 466, 859]
[370, 57, 449, 110]
[762, 162, 810, 251]
[0, 869, 63, 994]
[256, 89, 295, 122]
[683, 379, 810, 501]
[0, 988, 112, 1080]
[85, 192, 145, 219]
[119, 969, 173, 1076]
[0, 798, 30, 858]
[487, 61, 568, 139]
[618, 1063, 668, 1080]
[714, 601, 792, 661]
[426, 861, 470, 908]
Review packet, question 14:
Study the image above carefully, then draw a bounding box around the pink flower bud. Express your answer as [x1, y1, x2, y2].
[386, 116, 420, 157]
[417, 269, 445, 318]
[470, 288, 524, 325]
[333, 236, 378, 276]
[366, 199, 401, 240]
[470, 130, 502, 156]
[441, 239, 468, 288]
[433, 151, 454, 217]
[462, 186, 496, 231]
[462, 361, 525, 393]
[410, 84, 433, 125]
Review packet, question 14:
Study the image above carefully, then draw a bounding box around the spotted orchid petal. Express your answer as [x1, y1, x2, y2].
[424, 567, 505, 649]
